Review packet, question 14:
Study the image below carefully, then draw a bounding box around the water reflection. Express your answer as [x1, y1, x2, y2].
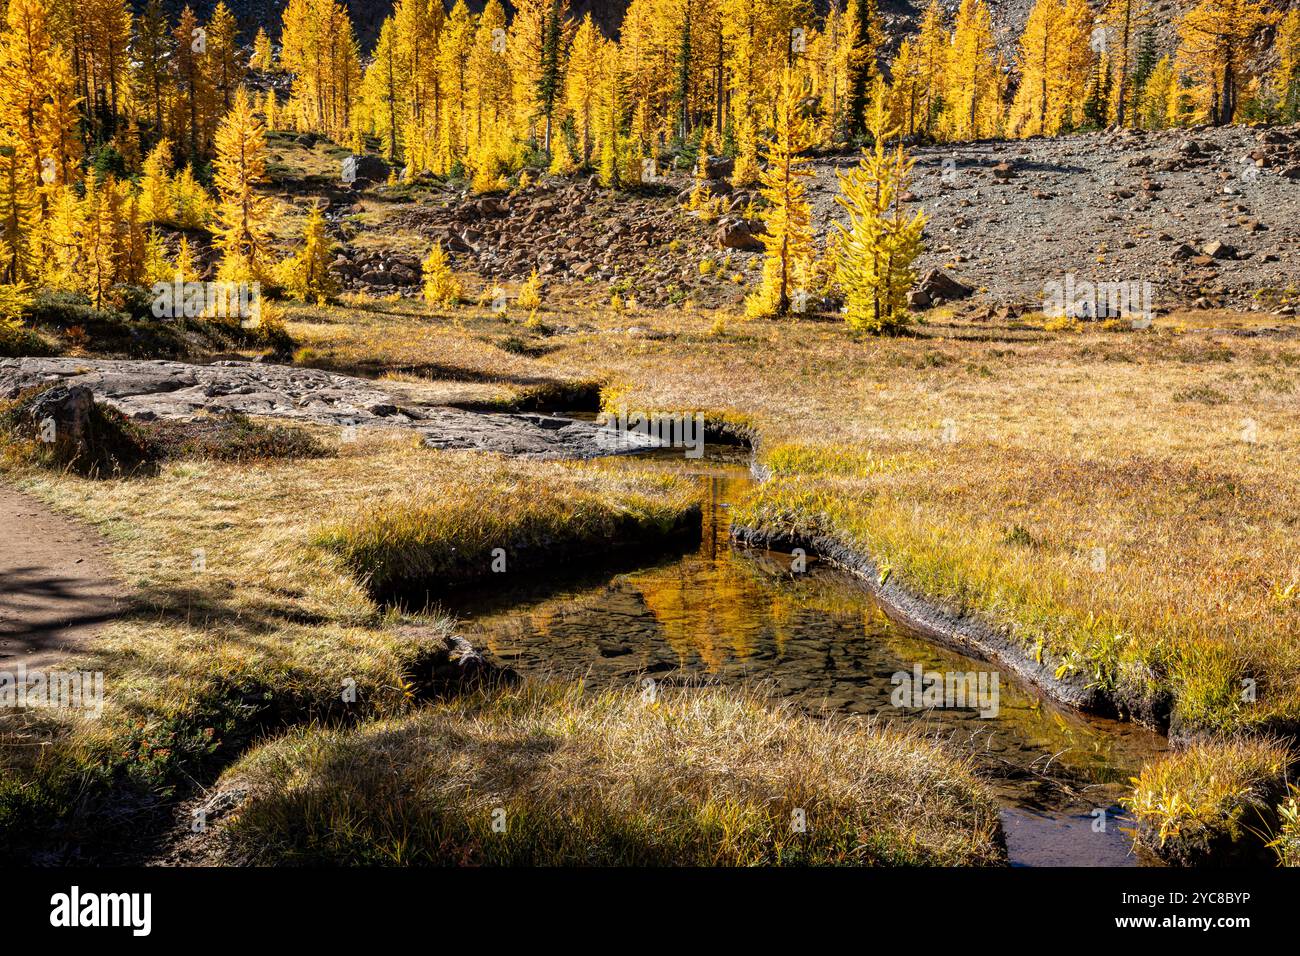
[455, 458, 1166, 864]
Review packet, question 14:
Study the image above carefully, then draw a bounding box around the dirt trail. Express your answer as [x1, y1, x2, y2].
[0, 483, 123, 670]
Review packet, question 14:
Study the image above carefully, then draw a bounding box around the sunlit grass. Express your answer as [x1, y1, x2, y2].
[215, 680, 1004, 866]
[316, 465, 699, 597]
[0, 432, 694, 858]
[281, 300, 1300, 742]
[1124, 738, 1291, 864]
[13, 292, 1300, 864]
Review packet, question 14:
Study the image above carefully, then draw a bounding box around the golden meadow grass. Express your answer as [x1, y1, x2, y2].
[0, 431, 700, 854]
[272, 301, 1300, 856]
[214, 680, 1003, 866]
[316, 465, 698, 598]
[336, 305, 1300, 730]
[4, 419, 1003, 864]
[285, 301, 1300, 739]
[8, 295, 1300, 863]
[2, 420, 1003, 863]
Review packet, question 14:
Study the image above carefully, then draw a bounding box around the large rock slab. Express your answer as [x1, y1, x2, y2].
[0, 358, 662, 460]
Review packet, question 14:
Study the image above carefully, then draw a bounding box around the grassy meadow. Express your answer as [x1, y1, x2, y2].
[6, 283, 1300, 865]
[282, 293, 1300, 862]
[284, 295, 1300, 741]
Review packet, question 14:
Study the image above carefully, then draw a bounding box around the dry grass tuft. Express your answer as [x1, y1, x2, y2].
[215, 680, 1005, 866]
[316, 466, 700, 599]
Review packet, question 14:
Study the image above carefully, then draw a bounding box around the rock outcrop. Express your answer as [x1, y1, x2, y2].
[0, 358, 664, 460]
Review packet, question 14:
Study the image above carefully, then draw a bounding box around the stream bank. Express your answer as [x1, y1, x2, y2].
[447, 451, 1168, 866]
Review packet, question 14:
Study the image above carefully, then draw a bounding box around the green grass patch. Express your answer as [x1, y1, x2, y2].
[1124, 738, 1291, 865]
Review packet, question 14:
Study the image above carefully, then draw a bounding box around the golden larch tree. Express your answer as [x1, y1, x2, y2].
[280, 202, 338, 303]
[942, 0, 1002, 141]
[833, 98, 926, 334]
[212, 88, 273, 281]
[1175, 0, 1277, 125]
[564, 14, 606, 165]
[746, 68, 815, 319]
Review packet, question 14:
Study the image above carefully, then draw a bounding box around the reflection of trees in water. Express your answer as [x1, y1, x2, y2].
[633, 472, 815, 669]
[473, 463, 1165, 789]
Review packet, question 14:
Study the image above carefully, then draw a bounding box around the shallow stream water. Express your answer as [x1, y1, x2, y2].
[452, 448, 1167, 866]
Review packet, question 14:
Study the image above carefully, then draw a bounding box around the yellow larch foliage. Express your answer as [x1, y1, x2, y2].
[280, 203, 338, 304]
[0, 0, 83, 213]
[941, 0, 1003, 141]
[832, 98, 926, 334]
[212, 87, 273, 282]
[1275, 10, 1300, 119]
[517, 267, 544, 310]
[139, 139, 174, 223]
[422, 241, 464, 306]
[1176, 0, 1278, 125]
[564, 14, 606, 166]
[251, 27, 275, 71]
[1007, 0, 1095, 137]
[745, 68, 815, 320]
[281, 0, 362, 141]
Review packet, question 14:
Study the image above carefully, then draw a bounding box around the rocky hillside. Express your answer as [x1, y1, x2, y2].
[151, 0, 1279, 68]
[153, 0, 632, 45]
[812, 123, 1300, 313]
[298, 122, 1299, 315]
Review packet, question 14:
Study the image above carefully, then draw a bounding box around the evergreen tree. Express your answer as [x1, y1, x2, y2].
[135, 0, 172, 136]
[1101, 0, 1153, 127]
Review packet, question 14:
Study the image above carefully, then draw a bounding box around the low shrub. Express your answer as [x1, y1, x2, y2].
[140, 413, 331, 464]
